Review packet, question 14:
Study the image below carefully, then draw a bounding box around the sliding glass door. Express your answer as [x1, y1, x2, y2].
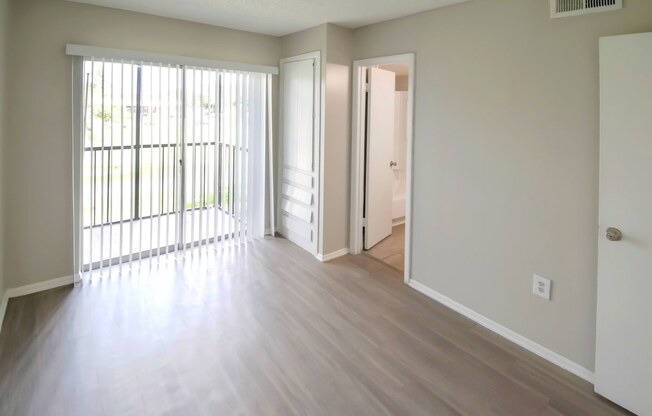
[77, 58, 267, 276]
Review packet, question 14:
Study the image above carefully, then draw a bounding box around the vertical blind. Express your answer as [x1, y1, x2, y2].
[76, 57, 269, 280]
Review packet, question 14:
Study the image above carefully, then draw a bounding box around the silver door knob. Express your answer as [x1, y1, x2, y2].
[390, 161, 398, 168]
[606, 227, 622, 241]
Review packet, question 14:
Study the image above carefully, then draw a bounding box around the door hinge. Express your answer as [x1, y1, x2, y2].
[362, 218, 368, 227]
[364, 83, 369, 92]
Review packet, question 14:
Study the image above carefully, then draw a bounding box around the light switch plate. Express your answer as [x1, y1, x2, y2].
[533, 274, 551, 300]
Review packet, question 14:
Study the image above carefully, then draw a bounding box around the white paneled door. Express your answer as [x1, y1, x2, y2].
[364, 67, 396, 249]
[279, 53, 321, 254]
[595, 33, 652, 416]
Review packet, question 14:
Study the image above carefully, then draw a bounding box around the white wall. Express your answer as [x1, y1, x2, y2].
[4, 0, 281, 288]
[353, 0, 652, 370]
[0, 0, 8, 297]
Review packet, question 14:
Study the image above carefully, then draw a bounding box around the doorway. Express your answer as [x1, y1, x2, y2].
[350, 54, 415, 283]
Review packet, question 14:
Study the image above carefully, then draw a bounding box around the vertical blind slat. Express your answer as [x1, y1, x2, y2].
[99, 60, 106, 276]
[198, 69, 204, 248]
[165, 64, 171, 255]
[119, 61, 125, 271]
[267, 74, 276, 236]
[241, 73, 247, 242]
[219, 72, 226, 245]
[88, 58, 95, 276]
[176, 68, 183, 252]
[107, 60, 113, 273]
[213, 70, 220, 247]
[148, 64, 154, 261]
[156, 64, 162, 258]
[190, 69, 196, 249]
[137, 63, 143, 262]
[246, 74, 255, 241]
[236, 72, 242, 243]
[231, 71, 237, 243]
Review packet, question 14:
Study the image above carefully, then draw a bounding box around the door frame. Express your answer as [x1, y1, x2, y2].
[278, 51, 323, 256]
[349, 53, 415, 284]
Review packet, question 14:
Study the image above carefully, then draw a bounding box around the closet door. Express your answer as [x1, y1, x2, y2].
[279, 53, 321, 254]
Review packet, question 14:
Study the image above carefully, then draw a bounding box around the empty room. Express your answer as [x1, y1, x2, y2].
[0, 0, 650, 415]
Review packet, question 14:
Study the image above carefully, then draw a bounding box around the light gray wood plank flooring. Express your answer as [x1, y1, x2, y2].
[0, 237, 631, 416]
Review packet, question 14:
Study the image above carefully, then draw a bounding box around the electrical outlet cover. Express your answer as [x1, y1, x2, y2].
[533, 274, 551, 300]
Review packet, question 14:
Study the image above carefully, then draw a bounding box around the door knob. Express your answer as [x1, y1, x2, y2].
[390, 161, 398, 168]
[606, 227, 622, 241]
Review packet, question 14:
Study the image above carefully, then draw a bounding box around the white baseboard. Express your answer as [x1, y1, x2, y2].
[315, 248, 350, 262]
[392, 217, 406, 226]
[407, 279, 595, 384]
[5, 275, 74, 298]
[0, 275, 74, 334]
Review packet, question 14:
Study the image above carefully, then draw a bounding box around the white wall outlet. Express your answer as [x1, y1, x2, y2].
[533, 274, 551, 300]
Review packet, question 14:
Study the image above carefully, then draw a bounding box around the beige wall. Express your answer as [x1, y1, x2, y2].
[281, 24, 327, 59]
[0, 0, 8, 296]
[322, 25, 353, 254]
[353, 0, 652, 370]
[4, 0, 281, 288]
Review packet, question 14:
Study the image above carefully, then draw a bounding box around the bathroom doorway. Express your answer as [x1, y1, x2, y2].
[349, 54, 414, 282]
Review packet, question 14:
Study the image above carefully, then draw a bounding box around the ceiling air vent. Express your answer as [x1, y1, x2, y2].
[550, 0, 622, 18]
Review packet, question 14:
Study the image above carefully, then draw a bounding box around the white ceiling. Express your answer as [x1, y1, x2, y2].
[67, 0, 468, 36]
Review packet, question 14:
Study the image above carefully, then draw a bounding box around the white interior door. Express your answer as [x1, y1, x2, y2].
[279, 54, 320, 254]
[595, 33, 652, 416]
[364, 67, 395, 249]
[392, 91, 408, 220]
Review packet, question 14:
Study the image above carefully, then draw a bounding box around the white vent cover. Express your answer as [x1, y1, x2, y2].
[550, 0, 622, 18]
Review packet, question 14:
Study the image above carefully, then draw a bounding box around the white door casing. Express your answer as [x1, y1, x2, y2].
[595, 32, 652, 416]
[350, 53, 415, 283]
[364, 67, 396, 250]
[279, 52, 321, 255]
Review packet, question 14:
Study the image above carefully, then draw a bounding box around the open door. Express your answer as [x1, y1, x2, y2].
[595, 33, 652, 416]
[364, 67, 395, 250]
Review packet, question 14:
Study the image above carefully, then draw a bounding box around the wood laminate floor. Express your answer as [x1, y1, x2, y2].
[0, 237, 631, 416]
